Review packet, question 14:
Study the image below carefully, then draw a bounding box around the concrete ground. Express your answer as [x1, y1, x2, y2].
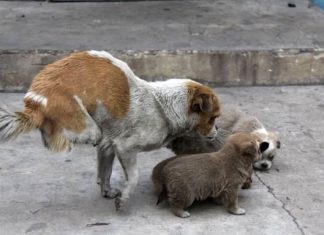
[0, 86, 323, 235]
[0, 0, 323, 50]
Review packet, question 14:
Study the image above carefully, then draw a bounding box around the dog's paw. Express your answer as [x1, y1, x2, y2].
[115, 196, 129, 212]
[178, 211, 191, 218]
[102, 187, 121, 199]
[172, 208, 191, 218]
[241, 177, 252, 189]
[229, 207, 246, 215]
[241, 181, 252, 189]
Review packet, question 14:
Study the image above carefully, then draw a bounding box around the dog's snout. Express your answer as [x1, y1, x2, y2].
[261, 163, 268, 169]
[210, 128, 218, 139]
[205, 129, 217, 141]
[215, 124, 219, 131]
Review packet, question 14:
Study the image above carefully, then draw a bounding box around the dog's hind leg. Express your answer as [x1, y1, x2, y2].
[97, 143, 121, 199]
[63, 96, 102, 145]
[114, 150, 138, 211]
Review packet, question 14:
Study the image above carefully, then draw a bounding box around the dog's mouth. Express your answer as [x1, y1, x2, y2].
[205, 135, 216, 141]
[253, 165, 269, 171]
[253, 161, 272, 171]
[204, 128, 218, 141]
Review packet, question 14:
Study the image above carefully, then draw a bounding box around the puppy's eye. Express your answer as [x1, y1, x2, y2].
[268, 155, 275, 160]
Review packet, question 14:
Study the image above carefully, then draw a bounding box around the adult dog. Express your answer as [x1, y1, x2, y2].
[0, 51, 220, 211]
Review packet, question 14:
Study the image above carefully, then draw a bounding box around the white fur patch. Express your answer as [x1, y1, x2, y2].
[253, 127, 275, 154]
[87, 50, 137, 81]
[265, 140, 275, 154]
[24, 91, 48, 107]
[62, 96, 101, 145]
[253, 127, 268, 135]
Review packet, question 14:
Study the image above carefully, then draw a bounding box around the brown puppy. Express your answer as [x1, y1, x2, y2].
[152, 133, 269, 218]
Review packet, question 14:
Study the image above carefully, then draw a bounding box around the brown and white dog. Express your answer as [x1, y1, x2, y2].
[0, 51, 220, 210]
[152, 132, 268, 218]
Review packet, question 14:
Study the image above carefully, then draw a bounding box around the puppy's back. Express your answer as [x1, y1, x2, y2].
[153, 152, 227, 204]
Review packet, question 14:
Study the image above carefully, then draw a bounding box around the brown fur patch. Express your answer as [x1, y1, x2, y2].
[186, 81, 220, 135]
[23, 52, 130, 150]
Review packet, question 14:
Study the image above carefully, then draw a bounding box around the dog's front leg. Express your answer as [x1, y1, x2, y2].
[97, 145, 121, 199]
[224, 187, 246, 215]
[115, 151, 138, 211]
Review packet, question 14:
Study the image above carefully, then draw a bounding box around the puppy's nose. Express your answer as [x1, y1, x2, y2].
[261, 163, 268, 169]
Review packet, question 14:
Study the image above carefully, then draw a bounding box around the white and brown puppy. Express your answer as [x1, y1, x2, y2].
[0, 51, 220, 210]
[168, 106, 280, 171]
[152, 132, 268, 218]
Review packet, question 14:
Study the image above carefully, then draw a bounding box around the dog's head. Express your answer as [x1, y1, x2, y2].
[187, 81, 220, 140]
[252, 132, 280, 171]
[227, 133, 269, 162]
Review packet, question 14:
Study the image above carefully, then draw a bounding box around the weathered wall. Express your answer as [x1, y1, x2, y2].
[1, 49, 324, 92]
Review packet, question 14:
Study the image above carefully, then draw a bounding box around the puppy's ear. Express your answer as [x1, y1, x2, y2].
[276, 141, 281, 149]
[191, 94, 212, 113]
[260, 142, 269, 153]
[241, 141, 258, 156]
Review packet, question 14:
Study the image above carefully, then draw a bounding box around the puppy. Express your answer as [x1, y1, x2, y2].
[152, 133, 269, 218]
[0, 51, 220, 211]
[168, 106, 280, 171]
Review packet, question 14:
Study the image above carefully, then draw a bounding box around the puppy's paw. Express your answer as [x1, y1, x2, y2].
[229, 207, 246, 215]
[172, 208, 191, 218]
[102, 187, 121, 199]
[178, 211, 191, 218]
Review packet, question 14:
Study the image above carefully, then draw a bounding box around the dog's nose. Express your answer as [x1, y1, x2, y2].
[261, 163, 268, 169]
[206, 130, 217, 140]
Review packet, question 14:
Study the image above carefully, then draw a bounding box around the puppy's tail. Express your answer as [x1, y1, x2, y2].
[0, 106, 43, 141]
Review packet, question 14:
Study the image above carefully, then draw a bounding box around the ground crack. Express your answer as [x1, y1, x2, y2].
[255, 172, 305, 235]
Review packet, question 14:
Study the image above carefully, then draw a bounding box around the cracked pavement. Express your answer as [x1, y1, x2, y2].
[0, 86, 323, 235]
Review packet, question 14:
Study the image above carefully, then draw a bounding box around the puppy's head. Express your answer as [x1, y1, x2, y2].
[252, 132, 281, 171]
[187, 81, 220, 140]
[227, 133, 269, 162]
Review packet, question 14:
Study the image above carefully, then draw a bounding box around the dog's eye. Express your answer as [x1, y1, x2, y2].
[209, 116, 216, 124]
[268, 155, 275, 160]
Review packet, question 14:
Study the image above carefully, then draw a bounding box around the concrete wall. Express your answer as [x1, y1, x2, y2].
[1, 49, 324, 92]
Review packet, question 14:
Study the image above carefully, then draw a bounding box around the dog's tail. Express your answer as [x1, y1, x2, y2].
[0, 106, 44, 141]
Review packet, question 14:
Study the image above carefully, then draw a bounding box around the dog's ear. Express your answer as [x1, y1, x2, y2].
[241, 141, 258, 156]
[276, 140, 281, 149]
[191, 94, 212, 113]
[260, 142, 270, 153]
